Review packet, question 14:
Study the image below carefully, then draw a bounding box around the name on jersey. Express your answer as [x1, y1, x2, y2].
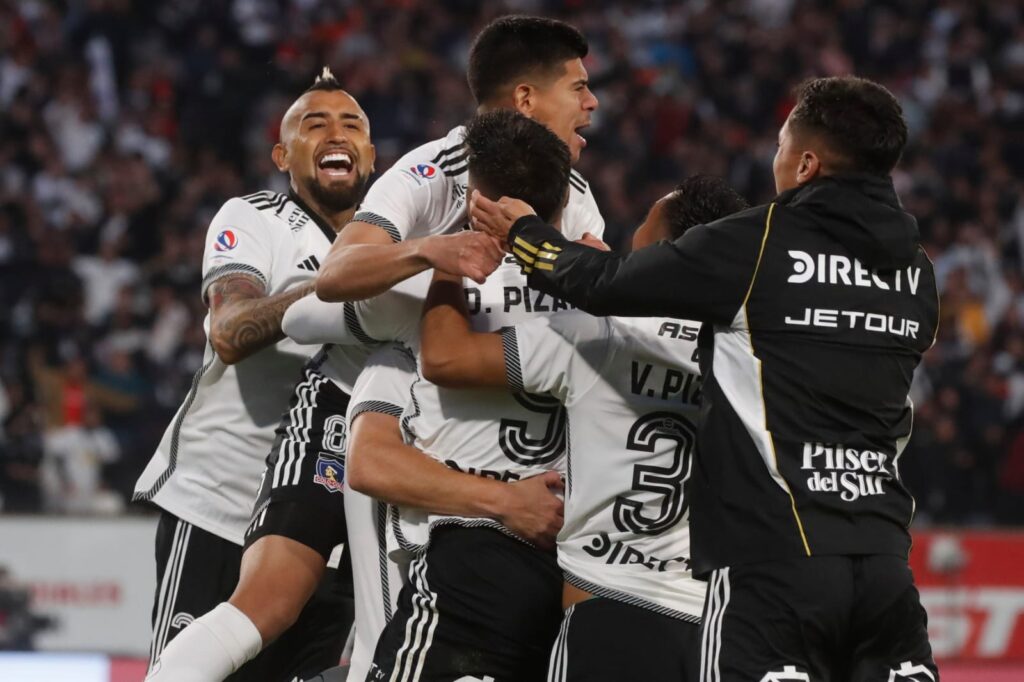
[630, 362, 701, 405]
[801, 442, 893, 502]
[464, 286, 575, 315]
[582, 531, 689, 572]
[787, 250, 922, 294]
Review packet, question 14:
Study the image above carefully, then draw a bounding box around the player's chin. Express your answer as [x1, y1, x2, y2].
[568, 139, 583, 164]
[307, 177, 361, 212]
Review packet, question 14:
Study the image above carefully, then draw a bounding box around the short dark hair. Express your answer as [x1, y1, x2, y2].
[663, 175, 749, 239]
[464, 109, 570, 223]
[304, 66, 344, 93]
[788, 76, 908, 175]
[467, 16, 588, 105]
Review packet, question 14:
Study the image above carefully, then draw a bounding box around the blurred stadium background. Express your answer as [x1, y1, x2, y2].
[0, 0, 1022, 679]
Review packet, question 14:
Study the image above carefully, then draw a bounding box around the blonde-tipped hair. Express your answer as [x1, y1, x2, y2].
[305, 66, 343, 93]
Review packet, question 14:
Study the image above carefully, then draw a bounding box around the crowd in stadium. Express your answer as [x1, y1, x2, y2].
[0, 0, 1021, 524]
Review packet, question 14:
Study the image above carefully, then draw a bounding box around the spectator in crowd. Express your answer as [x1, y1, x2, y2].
[0, 0, 1021, 523]
[40, 404, 122, 514]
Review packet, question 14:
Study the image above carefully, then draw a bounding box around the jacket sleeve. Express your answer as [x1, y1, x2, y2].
[509, 207, 770, 326]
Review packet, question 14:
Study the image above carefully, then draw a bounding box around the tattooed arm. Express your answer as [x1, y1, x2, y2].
[207, 275, 315, 365]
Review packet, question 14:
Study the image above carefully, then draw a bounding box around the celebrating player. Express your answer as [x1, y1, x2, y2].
[314, 14, 603, 303]
[138, 69, 375, 682]
[470, 76, 940, 681]
[286, 109, 588, 680]
[418, 176, 748, 682]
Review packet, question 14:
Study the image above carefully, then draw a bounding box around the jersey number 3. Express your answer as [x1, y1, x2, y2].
[613, 412, 696, 536]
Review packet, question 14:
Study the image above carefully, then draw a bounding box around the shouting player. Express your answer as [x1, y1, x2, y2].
[419, 176, 748, 682]
[314, 14, 603, 303]
[471, 76, 940, 681]
[139, 69, 375, 681]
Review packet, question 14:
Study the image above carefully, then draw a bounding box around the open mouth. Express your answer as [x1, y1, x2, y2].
[574, 124, 589, 148]
[317, 150, 354, 179]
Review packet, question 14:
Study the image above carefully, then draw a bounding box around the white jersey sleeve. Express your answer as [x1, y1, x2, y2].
[562, 171, 605, 241]
[343, 343, 416, 682]
[282, 295, 348, 346]
[346, 344, 417, 425]
[350, 131, 468, 243]
[200, 198, 276, 301]
[282, 272, 429, 347]
[502, 311, 615, 405]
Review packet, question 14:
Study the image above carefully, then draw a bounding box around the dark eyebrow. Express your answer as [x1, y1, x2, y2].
[301, 111, 364, 125]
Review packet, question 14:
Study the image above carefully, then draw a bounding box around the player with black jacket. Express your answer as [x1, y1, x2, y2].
[470, 76, 940, 681]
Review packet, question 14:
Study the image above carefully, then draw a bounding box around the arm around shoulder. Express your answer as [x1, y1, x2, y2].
[419, 270, 507, 389]
[513, 208, 769, 324]
[207, 274, 314, 365]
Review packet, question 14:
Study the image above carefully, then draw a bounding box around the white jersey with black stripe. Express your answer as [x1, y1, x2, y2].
[352, 125, 605, 243]
[283, 259, 580, 551]
[133, 191, 365, 545]
[394, 260, 580, 551]
[343, 343, 415, 682]
[502, 313, 706, 621]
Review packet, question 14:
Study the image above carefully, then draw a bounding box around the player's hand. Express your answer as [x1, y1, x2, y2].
[497, 471, 564, 550]
[420, 231, 504, 284]
[575, 232, 610, 251]
[470, 190, 537, 241]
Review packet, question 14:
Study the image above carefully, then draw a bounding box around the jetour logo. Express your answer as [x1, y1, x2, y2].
[410, 163, 437, 179]
[213, 229, 238, 252]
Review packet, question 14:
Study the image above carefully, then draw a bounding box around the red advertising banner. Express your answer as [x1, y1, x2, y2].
[910, 530, 1024, 661]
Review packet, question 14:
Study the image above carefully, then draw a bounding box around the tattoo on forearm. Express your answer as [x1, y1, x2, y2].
[208, 274, 315, 362]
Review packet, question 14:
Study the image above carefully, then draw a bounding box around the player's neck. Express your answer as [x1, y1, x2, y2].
[289, 186, 356, 233]
[320, 205, 356, 233]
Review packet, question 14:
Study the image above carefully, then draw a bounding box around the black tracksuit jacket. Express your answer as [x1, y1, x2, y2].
[508, 174, 939, 576]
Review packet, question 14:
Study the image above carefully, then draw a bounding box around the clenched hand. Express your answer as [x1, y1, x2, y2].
[469, 190, 537, 242]
[496, 470, 565, 550]
[419, 230, 505, 284]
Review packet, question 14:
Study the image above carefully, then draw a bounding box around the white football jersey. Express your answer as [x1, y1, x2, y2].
[133, 191, 362, 544]
[280, 123, 604, 428]
[343, 344, 414, 682]
[284, 257, 577, 549]
[505, 313, 706, 621]
[352, 125, 604, 243]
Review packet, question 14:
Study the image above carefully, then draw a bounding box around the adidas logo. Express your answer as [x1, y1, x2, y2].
[298, 255, 321, 271]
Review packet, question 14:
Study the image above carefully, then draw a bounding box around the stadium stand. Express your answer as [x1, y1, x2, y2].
[0, 0, 1021, 529]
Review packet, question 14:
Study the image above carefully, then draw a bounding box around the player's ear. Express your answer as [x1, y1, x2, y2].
[368, 142, 377, 174]
[796, 150, 821, 185]
[512, 83, 536, 117]
[272, 143, 288, 172]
